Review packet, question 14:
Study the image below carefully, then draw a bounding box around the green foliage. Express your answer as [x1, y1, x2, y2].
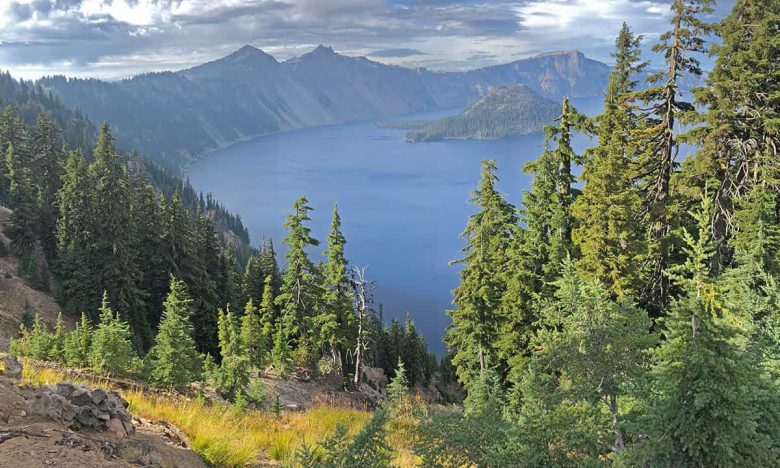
[446, 159, 518, 387]
[63, 312, 92, 368]
[89, 293, 137, 377]
[147, 276, 202, 391]
[208, 307, 250, 401]
[316, 204, 353, 374]
[572, 23, 647, 299]
[297, 408, 392, 468]
[386, 357, 410, 416]
[275, 196, 321, 371]
[240, 298, 267, 369]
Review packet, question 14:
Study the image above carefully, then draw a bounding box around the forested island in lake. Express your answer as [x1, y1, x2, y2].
[382, 85, 559, 142]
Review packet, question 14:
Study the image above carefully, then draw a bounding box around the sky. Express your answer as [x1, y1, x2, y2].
[0, 0, 734, 81]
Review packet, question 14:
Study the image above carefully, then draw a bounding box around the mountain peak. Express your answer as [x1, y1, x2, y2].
[310, 44, 336, 56]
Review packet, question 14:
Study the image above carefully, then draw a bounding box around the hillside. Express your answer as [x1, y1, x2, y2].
[391, 85, 559, 142]
[37, 47, 610, 169]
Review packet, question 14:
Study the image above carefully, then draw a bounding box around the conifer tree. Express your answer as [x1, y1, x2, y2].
[147, 276, 202, 390]
[524, 258, 655, 458]
[56, 149, 94, 315]
[521, 98, 584, 288]
[275, 196, 320, 367]
[317, 204, 353, 373]
[445, 160, 517, 387]
[63, 312, 91, 368]
[6, 143, 39, 252]
[240, 298, 266, 368]
[630, 0, 713, 310]
[387, 357, 409, 405]
[31, 112, 64, 260]
[165, 191, 218, 355]
[258, 275, 276, 345]
[681, 0, 779, 265]
[89, 292, 136, 376]
[572, 23, 647, 299]
[88, 123, 148, 347]
[639, 198, 771, 466]
[132, 176, 169, 326]
[212, 306, 250, 399]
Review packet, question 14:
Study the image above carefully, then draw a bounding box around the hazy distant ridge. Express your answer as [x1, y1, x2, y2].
[38, 46, 610, 169]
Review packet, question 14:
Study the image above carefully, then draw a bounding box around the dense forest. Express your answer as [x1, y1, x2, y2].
[1, 107, 441, 400]
[433, 0, 780, 465]
[387, 85, 559, 142]
[2, 0, 778, 465]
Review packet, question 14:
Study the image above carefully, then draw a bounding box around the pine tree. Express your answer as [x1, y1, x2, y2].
[147, 276, 202, 391]
[165, 191, 217, 355]
[56, 149, 95, 315]
[638, 198, 771, 466]
[387, 357, 409, 405]
[87, 123, 148, 348]
[572, 23, 647, 299]
[63, 312, 91, 368]
[521, 98, 584, 288]
[523, 258, 655, 458]
[317, 204, 353, 373]
[132, 176, 169, 327]
[31, 112, 64, 261]
[240, 298, 266, 368]
[445, 160, 517, 388]
[258, 275, 276, 346]
[212, 306, 250, 399]
[275, 196, 320, 368]
[89, 292, 136, 376]
[630, 0, 713, 310]
[681, 0, 779, 270]
[6, 143, 39, 252]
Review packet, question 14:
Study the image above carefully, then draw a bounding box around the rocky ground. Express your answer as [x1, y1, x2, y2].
[0, 356, 207, 467]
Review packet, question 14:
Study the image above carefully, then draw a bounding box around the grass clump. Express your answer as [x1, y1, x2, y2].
[21, 363, 372, 466]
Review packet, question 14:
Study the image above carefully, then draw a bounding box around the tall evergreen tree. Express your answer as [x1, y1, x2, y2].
[88, 123, 148, 347]
[31, 112, 64, 260]
[56, 149, 94, 315]
[572, 23, 647, 299]
[630, 0, 713, 310]
[316, 204, 353, 373]
[446, 160, 517, 387]
[275, 196, 320, 367]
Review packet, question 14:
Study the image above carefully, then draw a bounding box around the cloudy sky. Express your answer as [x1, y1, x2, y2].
[0, 0, 733, 80]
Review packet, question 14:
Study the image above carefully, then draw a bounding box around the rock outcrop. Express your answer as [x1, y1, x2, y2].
[29, 382, 135, 438]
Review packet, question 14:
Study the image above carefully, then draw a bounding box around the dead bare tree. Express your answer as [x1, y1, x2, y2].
[348, 266, 376, 387]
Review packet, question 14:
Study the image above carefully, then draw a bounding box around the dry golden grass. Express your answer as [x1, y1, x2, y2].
[21, 365, 388, 466]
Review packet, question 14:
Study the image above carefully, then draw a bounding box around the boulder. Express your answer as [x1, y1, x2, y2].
[29, 381, 135, 438]
[1, 355, 23, 381]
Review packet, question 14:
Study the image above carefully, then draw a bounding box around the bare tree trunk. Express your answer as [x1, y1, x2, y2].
[350, 267, 375, 388]
[609, 393, 625, 453]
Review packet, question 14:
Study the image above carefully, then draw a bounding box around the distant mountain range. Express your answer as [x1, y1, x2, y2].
[37, 45, 611, 170]
[383, 85, 559, 142]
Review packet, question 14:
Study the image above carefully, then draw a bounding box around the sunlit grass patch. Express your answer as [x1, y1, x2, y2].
[21, 363, 378, 466]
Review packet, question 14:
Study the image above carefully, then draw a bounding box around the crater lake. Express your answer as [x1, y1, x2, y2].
[188, 101, 599, 354]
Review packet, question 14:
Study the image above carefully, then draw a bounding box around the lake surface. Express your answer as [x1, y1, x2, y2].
[188, 99, 601, 354]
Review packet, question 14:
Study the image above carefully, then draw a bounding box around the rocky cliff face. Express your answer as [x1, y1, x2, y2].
[39, 46, 610, 169]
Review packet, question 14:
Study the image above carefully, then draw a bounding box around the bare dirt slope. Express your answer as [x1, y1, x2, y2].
[0, 206, 76, 349]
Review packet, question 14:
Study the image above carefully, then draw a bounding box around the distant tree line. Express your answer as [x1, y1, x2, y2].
[2, 108, 441, 401]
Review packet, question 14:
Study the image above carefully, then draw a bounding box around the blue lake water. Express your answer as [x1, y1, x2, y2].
[188, 99, 601, 354]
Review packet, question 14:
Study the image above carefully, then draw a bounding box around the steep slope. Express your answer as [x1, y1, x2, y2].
[392, 85, 559, 142]
[0, 207, 73, 350]
[38, 46, 610, 169]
